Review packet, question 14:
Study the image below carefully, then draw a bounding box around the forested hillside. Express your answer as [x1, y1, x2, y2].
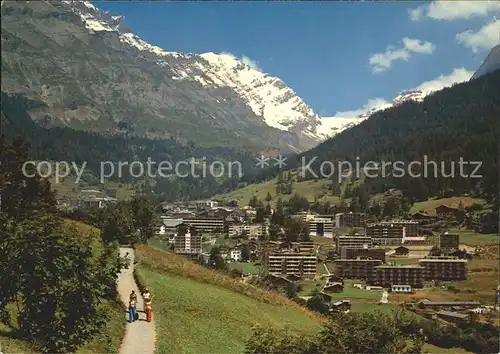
[241, 70, 500, 207]
[1, 92, 256, 200]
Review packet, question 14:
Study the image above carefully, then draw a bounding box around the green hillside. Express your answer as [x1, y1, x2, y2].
[237, 70, 499, 211]
[213, 176, 338, 206]
[134, 245, 323, 353]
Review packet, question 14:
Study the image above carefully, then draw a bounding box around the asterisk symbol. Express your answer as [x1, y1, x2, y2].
[255, 155, 269, 168]
[273, 155, 287, 168]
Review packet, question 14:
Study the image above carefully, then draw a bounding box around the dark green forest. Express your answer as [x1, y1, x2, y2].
[2, 70, 499, 207]
[1, 92, 257, 200]
[242, 70, 500, 208]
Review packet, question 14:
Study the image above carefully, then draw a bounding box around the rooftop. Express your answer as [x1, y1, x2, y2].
[338, 234, 369, 238]
[419, 259, 467, 263]
[375, 265, 424, 268]
[418, 300, 480, 306]
[437, 311, 469, 319]
[334, 259, 382, 262]
[162, 219, 184, 227]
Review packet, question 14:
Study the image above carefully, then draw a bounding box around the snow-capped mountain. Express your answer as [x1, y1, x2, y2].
[56, 1, 327, 147]
[317, 89, 428, 138]
[1, 0, 475, 153]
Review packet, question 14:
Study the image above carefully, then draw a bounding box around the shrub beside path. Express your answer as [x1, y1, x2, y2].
[117, 247, 156, 354]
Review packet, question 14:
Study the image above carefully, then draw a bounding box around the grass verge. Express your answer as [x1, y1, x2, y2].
[135, 244, 323, 353]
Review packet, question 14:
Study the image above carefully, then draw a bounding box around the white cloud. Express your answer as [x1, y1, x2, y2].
[456, 20, 500, 53]
[402, 37, 435, 54]
[333, 98, 391, 118]
[220, 52, 263, 71]
[318, 98, 392, 136]
[410, 1, 500, 21]
[240, 55, 262, 71]
[369, 37, 435, 73]
[412, 67, 474, 92]
[319, 66, 473, 138]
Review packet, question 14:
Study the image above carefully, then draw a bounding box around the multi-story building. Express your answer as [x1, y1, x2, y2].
[334, 212, 366, 228]
[419, 259, 468, 280]
[381, 220, 419, 237]
[336, 234, 372, 254]
[439, 233, 460, 254]
[230, 249, 242, 262]
[308, 217, 334, 238]
[333, 259, 383, 281]
[195, 200, 219, 208]
[373, 265, 424, 288]
[228, 224, 267, 238]
[366, 223, 405, 245]
[158, 218, 184, 236]
[293, 241, 315, 254]
[341, 248, 386, 262]
[173, 232, 202, 254]
[291, 212, 311, 222]
[266, 253, 317, 280]
[398, 220, 419, 237]
[182, 216, 225, 233]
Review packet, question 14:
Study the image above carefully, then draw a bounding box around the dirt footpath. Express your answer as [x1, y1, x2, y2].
[117, 247, 156, 354]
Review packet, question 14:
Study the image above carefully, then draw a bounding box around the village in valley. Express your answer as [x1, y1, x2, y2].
[98, 189, 500, 327]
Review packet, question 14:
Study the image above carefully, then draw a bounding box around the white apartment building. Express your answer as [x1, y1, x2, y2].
[334, 212, 366, 228]
[308, 217, 333, 238]
[336, 234, 372, 256]
[230, 249, 242, 262]
[228, 224, 267, 238]
[195, 200, 219, 208]
[174, 232, 202, 254]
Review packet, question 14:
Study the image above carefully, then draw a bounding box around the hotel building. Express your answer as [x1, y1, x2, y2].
[439, 233, 460, 254]
[183, 216, 225, 233]
[336, 234, 372, 255]
[366, 223, 405, 245]
[373, 265, 425, 288]
[341, 248, 386, 262]
[419, 259, 468, 281]
[333, 259, 383, 281]
[174, 232, 203, 255]
[228, 224, 267, 238]
[266, 253, 317, 280]
[308, 217, 334, 238]
[334, 212, 366, 228]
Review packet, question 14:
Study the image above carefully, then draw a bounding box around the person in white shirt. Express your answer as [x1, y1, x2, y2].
[143, 288, 151, 305]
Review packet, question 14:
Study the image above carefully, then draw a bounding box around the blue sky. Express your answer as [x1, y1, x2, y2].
[95, 1, 499, 117]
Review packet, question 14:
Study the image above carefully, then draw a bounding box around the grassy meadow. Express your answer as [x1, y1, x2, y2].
[212, 177, 341, 206]
[134, 244, 324, 353]
[451, 229, 499, 246]
[410, 196, 487, 214]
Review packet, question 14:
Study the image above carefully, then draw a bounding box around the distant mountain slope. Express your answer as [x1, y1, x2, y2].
[319, 88, 448, 138]
[241, 70, 500, 205]
[2, 1, 472, 152]
[0, 0, 332, 152]
[1, 92, 259, 200]
[472, 44, 500, 79]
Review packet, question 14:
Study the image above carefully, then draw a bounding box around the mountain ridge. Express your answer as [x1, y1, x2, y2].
[472, 43, 500, 79]
[1, 0, 332, 152]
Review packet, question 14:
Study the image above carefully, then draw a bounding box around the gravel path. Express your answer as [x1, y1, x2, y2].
[117, 247, 156, 354]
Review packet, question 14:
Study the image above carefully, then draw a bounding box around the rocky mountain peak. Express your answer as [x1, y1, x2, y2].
[472, 44, 500, 80]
